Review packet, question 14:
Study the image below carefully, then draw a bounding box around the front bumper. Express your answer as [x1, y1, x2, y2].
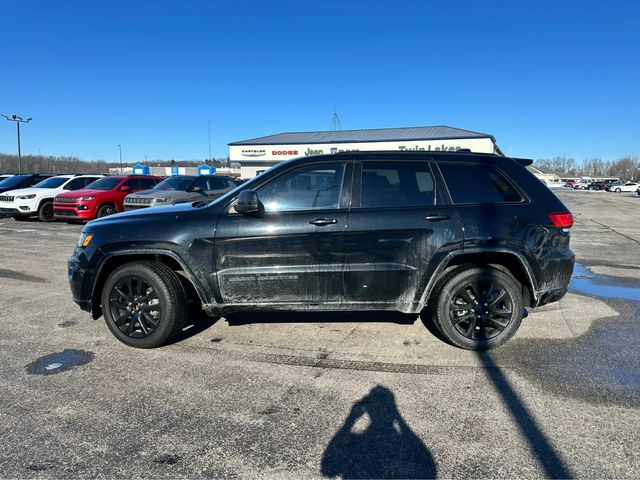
[54, 203, 97, 220]
[0, 205, 36, 216]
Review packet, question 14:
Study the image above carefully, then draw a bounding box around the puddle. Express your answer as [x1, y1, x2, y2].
[569, 263, 640, 301]
[25, 349, 94, 375]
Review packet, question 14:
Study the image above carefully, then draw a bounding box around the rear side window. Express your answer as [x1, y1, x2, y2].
[361, 162, 435, 208]
[439, 163, 523, 204]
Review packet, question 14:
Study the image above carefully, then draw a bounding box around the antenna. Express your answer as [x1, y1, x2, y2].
[330, 108, 342, 131]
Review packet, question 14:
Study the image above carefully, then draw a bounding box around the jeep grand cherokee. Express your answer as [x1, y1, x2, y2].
[68, 151, 575, 350]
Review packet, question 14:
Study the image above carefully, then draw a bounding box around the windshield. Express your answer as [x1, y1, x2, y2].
[153, 177, 195, 191]
[33, 177, 69, 189]
[84, 177, 122, 191]
[0, 175, 30, 188]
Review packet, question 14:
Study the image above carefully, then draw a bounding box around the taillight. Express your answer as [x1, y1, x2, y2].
[548, 212, 573, 228]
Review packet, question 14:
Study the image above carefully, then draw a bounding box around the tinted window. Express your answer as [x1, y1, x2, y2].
[361, 162, 435, 208]
[258, 163, 345, 212]
[193, 177, 210, 191]
[122, 178, 141, 190]
[138, 177, 160, 189]
[439, 163, 523, 204]
[64, 177, 98, 190]
[208, 176, 229, 190]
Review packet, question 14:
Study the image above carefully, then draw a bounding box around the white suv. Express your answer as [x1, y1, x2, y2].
[0, 174, 103, 221]
[608, 181, 639, 193]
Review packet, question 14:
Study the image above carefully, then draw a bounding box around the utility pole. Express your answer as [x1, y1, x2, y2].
[118, 144, 123, 174]
[1, 114, 32, 174]
[208, 120, 212, 162]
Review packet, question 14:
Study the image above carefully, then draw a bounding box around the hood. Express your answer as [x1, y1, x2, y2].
[86, 201, 199, 228]
[1, 187, 58, 197]
[56, 188, 103, 198]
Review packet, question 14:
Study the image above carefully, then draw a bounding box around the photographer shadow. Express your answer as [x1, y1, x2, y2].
[321, 385, 436, 479]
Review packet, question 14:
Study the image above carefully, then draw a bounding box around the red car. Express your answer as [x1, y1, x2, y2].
[54, 175, 162, 221]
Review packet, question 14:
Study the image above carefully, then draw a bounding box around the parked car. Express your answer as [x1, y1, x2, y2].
[586, 181, 608, 191]
[0, 174, 102, 221]
[0, 173, 55, 195]
[573, 181, 590, 190]
[563, 180, 576, 188]
[123, 175, 238, 211]
[54, 175, 162, 221]
[68, 151, 575, 351]
[608, 181, 639, 193]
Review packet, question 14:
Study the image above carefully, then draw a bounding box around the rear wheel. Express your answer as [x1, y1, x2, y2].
[615, 188, 621, 193]
[97, 204, 117, 218]
[38, 200, 55, 222]
[433, 267, 523, 350]
[101, 262, 187, 348]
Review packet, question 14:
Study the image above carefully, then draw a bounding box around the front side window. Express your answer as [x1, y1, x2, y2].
[439, 163, 523, 204]
[258, 163, 345, 212]
[122, 178, 141, 190]
[153, 177, 195, 191]
[361, 161, 435, 208]
[138, 177, 160, 189]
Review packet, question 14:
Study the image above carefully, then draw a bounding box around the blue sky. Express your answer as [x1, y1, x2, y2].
[0, 0, 638, 164]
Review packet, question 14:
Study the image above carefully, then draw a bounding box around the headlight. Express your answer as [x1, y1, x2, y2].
[78, 196, 95, 201]
[16, 194, 36, 200]
[153, 197, 168, 203]
[77, 232, 94, 248]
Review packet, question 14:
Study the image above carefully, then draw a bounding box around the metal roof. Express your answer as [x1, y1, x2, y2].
[229, 125, 494, 146]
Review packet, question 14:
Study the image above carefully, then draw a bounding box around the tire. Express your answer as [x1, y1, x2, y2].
[97, 204, 117, 218]
[38, 200, 55, 222]
[101, 262, 187, 348]
[615, 188, 621, 193]
[432, 267, 523, 350]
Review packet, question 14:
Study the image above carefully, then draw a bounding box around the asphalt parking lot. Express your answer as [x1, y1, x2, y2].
[1, 189, 639, 478]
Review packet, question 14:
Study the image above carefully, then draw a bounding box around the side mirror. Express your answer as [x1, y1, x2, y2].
[235, 190, 263, 216]
[119, 185, 130, 192]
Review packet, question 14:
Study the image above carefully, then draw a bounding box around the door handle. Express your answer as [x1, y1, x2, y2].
[309, 218, 338, 226]
[424, 214, 451, 221]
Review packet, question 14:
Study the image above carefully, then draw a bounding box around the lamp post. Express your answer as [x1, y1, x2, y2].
[118, 144, 123, 174]
[1, 114, 32, 174]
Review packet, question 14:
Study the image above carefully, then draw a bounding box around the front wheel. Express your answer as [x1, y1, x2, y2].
[101, 262, 187, 348]
[615, 188, 621, 193]
[38, 200, 55, 222]
[97, 204, 117, 218]
[432, 267, 524, 350]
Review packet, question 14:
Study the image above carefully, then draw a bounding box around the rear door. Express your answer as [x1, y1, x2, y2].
[343, 159, 463, 311]
[214, 161, 351, 306]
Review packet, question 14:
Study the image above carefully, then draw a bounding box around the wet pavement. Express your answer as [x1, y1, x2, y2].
[0, 189, 639, 478]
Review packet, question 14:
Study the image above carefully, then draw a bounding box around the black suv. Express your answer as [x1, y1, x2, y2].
[68, 152, 575, 350]
[0, 173, 54, 194]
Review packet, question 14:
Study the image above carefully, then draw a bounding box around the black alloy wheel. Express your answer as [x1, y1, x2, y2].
[101, 262, 187, 348]
[448, 279, 514, 341]
[38, 201, 55, 222]
[107, 275, 161, 339]
[97, 204, 117, 217]
[433, 267, 524, 350]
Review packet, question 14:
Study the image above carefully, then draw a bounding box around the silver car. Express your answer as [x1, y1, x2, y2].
[123, 175, 238, 211]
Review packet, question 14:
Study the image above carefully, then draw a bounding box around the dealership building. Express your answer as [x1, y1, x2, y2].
[229, 125, 503, 178]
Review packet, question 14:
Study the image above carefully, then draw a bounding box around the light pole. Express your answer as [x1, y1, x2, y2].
[1, 114, 32, 174]
[118, 144, 123, 174]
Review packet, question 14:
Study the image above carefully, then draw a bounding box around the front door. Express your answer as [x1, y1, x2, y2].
[214, 161, 351, 306]
[343, 159, 463, 311]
